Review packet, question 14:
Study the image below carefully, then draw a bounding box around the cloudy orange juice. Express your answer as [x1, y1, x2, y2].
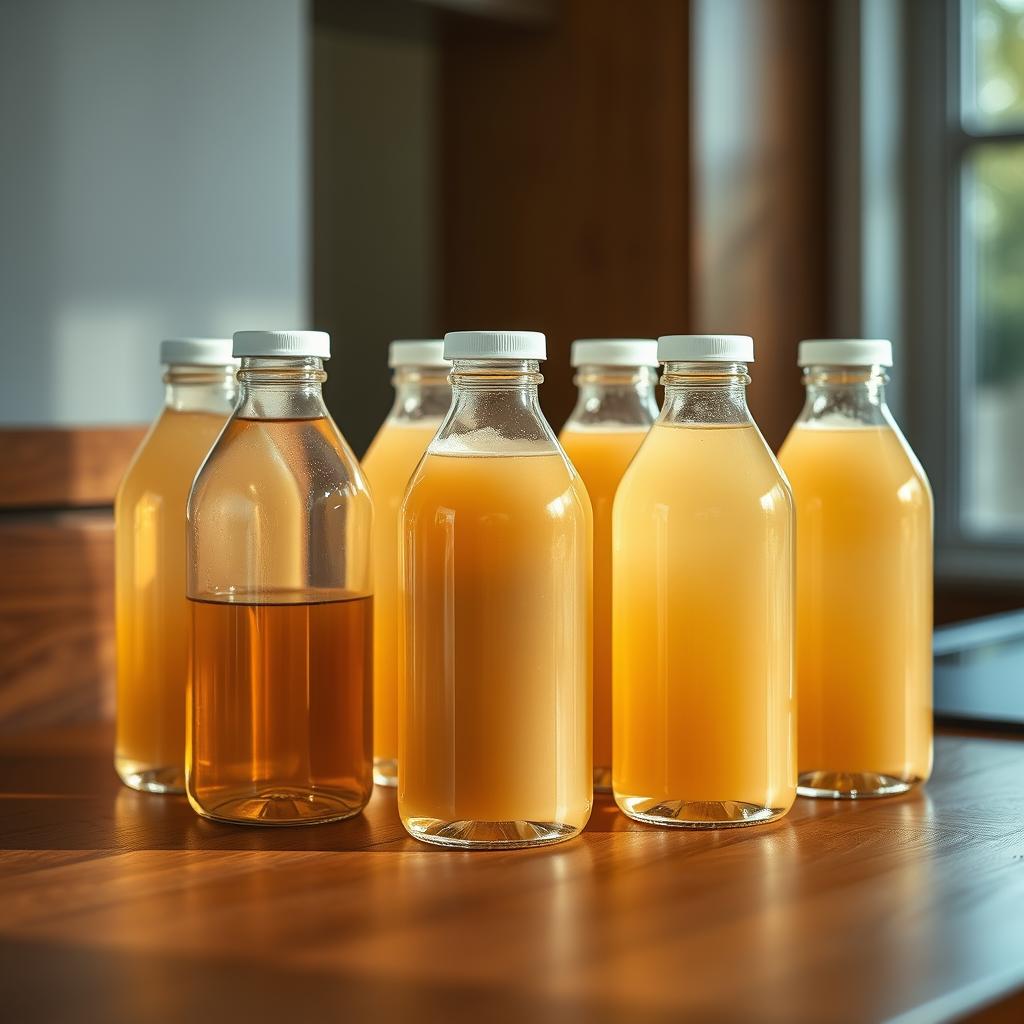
[559, 339, 658, 790]
[115, 338, 237, 793]
[361, 341, 450, 786]
[613, 335, 796, 828]
[779, 339, 932, 797]
[400, 331, 592, 849]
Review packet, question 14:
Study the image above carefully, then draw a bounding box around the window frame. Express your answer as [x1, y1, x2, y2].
[906, 0, 1024, 582]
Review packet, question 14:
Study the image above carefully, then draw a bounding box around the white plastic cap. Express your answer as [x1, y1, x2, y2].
[658, 334, 754, 363]
[444, 330, 546, 361]
[232, 330, 330, 359]
[388, 339, 448, 368]
[571, 339, 659, 367]
[160, 338, 237, 366]
[797, 339, 893, 367]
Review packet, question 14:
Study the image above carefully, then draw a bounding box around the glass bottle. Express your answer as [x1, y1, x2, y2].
[558, 339, 659, 793]
[613, 335, 796, 827]
[362, 339, 450, 787]
[400, 330, 593, 849]
[186, 330, 373, 825]
[779, 339, 933, 798]
[115, 338, 237, 793]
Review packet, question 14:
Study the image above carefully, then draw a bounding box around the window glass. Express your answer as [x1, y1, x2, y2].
[965, 0, 1024, 130]
[961, 142, 1024, 536]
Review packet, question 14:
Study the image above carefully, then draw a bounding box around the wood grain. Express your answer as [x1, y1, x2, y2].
[0, 514, 115, 730]
[0, 426, 145, 509]
[0, 724, 1021, 1022]
[439, 0, 690, 429]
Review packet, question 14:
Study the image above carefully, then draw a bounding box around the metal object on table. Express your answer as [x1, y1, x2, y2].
[934, 609, 1024, 727]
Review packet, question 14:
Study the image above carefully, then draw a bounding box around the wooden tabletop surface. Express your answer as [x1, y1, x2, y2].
[0, 724, 1022, 1023]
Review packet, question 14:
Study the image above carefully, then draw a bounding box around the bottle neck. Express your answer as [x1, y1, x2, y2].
[164, 364, 238, 415]
[797, 364, 892, 427]
[434, 359, 557, 451]
[388, 366, 452, 423]
[658, 361, 752, 426]
[565, 364, 659, 429]
[234, 356, 329, 420]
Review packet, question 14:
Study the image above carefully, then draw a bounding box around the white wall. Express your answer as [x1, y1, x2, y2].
[0, 0, 309, 426]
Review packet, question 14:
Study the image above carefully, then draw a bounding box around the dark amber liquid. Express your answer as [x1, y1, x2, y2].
[187, 593, 373, 825]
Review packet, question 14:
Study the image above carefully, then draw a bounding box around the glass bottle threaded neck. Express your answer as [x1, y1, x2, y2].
[164, 364, 237, 387]
[163, 363, 237, 413]
[660, 360, 751, 388]
[390, 365, 452, 421]
[798, 363, 890, 426]
[235, 356, 327, 420]
[802, 363, 888, 395]
[449, 359, 544, 390]
[393, 365, 451, 389]
[659, 361, 751, 426]
[237, 356, 326, 386]
[433, 358, 557, 452]
[567, 364, 659, 428]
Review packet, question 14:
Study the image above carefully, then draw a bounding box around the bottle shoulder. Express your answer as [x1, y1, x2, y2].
[780, 421, 933, 508]
[616, 422, 792, 509]
[563, 383, 659, 431]
[117, 409, 227, 509]
[627, 421, 785, 472]
[562, 410, 658, 432]
[403, 448, 591, 521]
[362, 417, 442, 475]
[115, 415, 162, 506]
[361, 423, 387, 470]
[189, 415, 370, 514]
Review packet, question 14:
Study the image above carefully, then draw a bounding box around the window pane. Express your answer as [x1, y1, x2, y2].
[962, 142, 1024, 536]
[964, 0, 1024, 129]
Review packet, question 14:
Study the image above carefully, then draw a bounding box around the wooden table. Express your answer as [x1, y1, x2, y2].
[1, 725, 1022, 1023]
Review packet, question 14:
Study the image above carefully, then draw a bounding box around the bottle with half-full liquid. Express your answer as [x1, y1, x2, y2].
[362, 339, 450, 787]
[115, 338, 238, 793]
[613, 334, 796, 828]
[779, 339, 933, 798]
[186, 330, 373, 825]
[400, 330, 593, 849]
[559, 338, 659, 793]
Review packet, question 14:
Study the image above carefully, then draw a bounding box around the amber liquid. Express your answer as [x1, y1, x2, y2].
[779, 422, 933, 796]
[559, 427, 648, 791]
[115, 408, 229, 793]
[361, 420, 441, 786]
[400, 447, 592, 848]
[613, 423, 796, 827]
[187, 591, 373, 825]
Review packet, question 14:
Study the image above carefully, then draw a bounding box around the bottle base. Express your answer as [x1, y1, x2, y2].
[615, 793, 789, 829]
[189, 785, 369, 826]
[116, 761, 185, 795]
[797, 770, 923, 800]
[373, 757, 399, 788]
[593, 765, 612, 794]
[403, 815, 581, 850]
